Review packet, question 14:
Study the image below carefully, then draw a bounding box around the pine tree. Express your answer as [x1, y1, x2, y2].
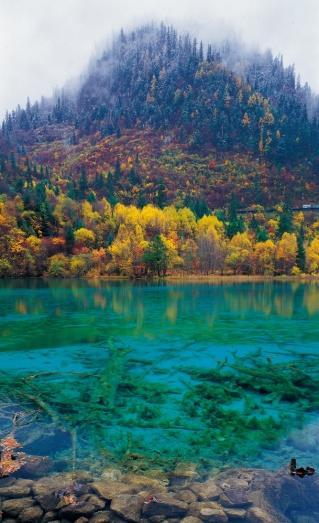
[79, 169, 89, 194]
[143, 235, 168, 276]
[278, 204, 293, 236]
[227, 196, 245, 238]
[64, 224, 75, 254]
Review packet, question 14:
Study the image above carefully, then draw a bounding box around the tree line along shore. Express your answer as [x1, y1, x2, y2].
[2, 193, 319, 278]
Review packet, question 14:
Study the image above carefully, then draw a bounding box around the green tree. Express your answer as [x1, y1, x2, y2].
[64, 224, 75, 254]
[143, 235, 168, 276]
[226, 196, 244, 238]
[47, 254, 69, 277]
[79, 169, 89, 195]
[278, 204, 293, 236]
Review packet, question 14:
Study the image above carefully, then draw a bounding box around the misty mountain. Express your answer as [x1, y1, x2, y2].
[2, 23, 319, 164]
[1, 23, 319, 215]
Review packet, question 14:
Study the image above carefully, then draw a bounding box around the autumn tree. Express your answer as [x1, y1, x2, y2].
[47, 254, 69, 277]
[306, 237, 319, 273]
[74, 227, 96, 249]
[226, 232, 254, 274]
[108, 223, 147, 276]
[275, 232, 298, 274]
[253, 240, 276, 275]
[180, 239, 198, 272]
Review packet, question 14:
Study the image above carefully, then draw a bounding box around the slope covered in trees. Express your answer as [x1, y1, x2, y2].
[1, 23, 319, 277]
[2, 188, 319, 278]
[2, 23, 319, 163]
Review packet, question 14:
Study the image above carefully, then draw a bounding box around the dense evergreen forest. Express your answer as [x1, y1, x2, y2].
[2, 24, 319, 162]
[1, 23, 319, 277]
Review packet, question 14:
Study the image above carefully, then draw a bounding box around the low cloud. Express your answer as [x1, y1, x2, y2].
[1, 0, 318, 118]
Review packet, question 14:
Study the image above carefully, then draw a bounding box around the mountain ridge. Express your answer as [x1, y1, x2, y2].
[1, 22, 319, 211]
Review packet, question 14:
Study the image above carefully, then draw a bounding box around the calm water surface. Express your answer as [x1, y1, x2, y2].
[0, 279, 319, 474]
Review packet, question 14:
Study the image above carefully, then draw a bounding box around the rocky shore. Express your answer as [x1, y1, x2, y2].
[0, 465, 318, 523]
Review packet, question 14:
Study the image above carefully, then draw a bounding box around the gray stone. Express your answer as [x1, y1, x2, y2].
[59, 502, 97, 518]
[111, 494, 144, 522]
[32, 472, 91, 497]
[35, 494, 58, 511]
[41, 511, 58, 522]
[142, 494, 188, 518]
[2, 497, 34, 517]
[0, 480, 32, 498]
[190, 481, 222, 501]
[108, 514, 127, 523]
[74, 518, 89, 523]
[220, 488, 252, 508]
[199, 507, 228, 522]
[224, 507, 247, 520]
[189, 501, 228, 522]
[81, 494, 105, 510]
[0, 477, 15, 487]
[32, 476, 67, 497]
[170, 464, 199, 488]
[176, 489, 197, 504]
[180, 517, 203, 523]
[18, 505, 43, 523]
[220, 479, 249, 492]
[122, 474, 168, 493]
[89, 512, 111, 523]
[91, 481, 134, 500]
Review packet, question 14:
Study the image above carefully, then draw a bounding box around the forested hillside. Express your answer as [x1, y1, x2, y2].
[1, 23, 319, 277]
[2, 24, 319, 163]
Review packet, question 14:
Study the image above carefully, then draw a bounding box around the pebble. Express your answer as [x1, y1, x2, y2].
[0, 465, 317, 522]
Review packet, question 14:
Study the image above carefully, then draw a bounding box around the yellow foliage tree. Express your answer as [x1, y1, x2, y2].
[69, 255, 89, 277]
[226, 232, 253, 274]
[177, 208, 197, 238]
[253, 240, 276, 274]
[275, 233, 297, 274]
[108, 223, 147, 275]
[161, 234, 182, 269]
[140, 204, 165, 237]
[197, 214, 224, 237]
[74, 228, 96, 247]
[306, 237, 319, 273]
[82, 201, 100, 226]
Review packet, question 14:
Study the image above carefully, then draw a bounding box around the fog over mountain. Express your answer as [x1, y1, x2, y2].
[1, 0, 319, 118]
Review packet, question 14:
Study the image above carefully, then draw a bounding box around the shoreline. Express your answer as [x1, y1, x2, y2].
[165, 273, 319, 283]
[84, 273, 319, 285]
[2, 273, 319, 284]
[0, 464, 317, 522]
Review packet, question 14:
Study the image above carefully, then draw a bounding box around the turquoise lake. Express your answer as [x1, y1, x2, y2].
[0, 279, 319, 475]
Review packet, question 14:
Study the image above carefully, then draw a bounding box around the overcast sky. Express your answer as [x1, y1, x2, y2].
[1, 0, 319, 118]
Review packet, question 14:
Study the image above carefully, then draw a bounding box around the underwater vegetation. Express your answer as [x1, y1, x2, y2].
[1, 344, 319, 474]
[180, 348, 319, 463]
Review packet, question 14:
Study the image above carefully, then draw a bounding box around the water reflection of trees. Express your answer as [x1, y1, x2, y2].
[2, 281, 319, 352]
[6, 279, 319, 322]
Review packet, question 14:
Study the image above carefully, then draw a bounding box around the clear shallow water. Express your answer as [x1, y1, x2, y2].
[0, 279, 319, 475]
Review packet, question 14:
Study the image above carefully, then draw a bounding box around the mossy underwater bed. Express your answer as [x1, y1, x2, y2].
[1, 343, 319, 477]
